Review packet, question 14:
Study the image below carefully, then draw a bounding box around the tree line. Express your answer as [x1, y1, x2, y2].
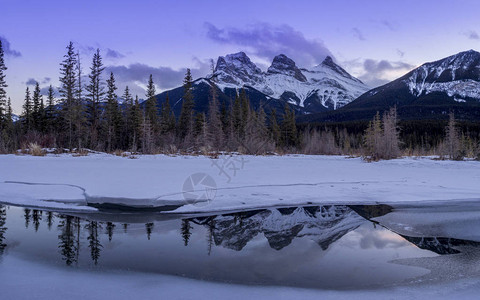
[0, 41, 478, 160]
[0, 42, 299, 154]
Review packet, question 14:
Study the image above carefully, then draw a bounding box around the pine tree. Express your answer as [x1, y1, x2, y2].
[141, 112, 154, 153]
[159, 92, 175, 135]
[5, 97, 13, 128]
[1, 97, 13, 151]
[244, 109, 257, 153]
[220, 100, 229, 134]
[269, 109, 281, 147]
[240, 89, 249, 133]
[145, 74, 158, 130]
[232, 93, 243, 137]
[207, 82, 223, 150]
[280, 104, 298, 148]
[205, 60, 222, 150]
[22, 87, 32, 131]
[45, 85, 56, 133]
[178, 69, 195, 142]
[130, 95, 142, 151]
[59, 42, 77, 149]
[194, 112, 207, 147]
[122, 86, 133, 148]
[32, 82, 43, 131]
[85, 48, 105, 148]
[0, 39, 7, 127]
[256, 107, 269, 142]
[104, 72, 119, 152]
[39, 93, 45, 133]
[73, 50, 86, 149]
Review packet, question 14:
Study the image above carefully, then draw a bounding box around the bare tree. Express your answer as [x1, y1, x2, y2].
[363, 107, 400, 161]
[381, 107, 401, 159]
[444, 112, 463, 160]
[303, 128, 341, 155]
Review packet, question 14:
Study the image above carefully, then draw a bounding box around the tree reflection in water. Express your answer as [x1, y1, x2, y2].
[1, 203, 475, 267]
[0, 205, 7, 256]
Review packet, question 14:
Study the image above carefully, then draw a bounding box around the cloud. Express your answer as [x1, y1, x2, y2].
[352, 27, 366, 41]
[25, 77, 51, 86]
[359, 59, 415, 87]
[465, 30, 480, 40]
[363, 59, 414, 74]
[77, 44, 126, 61]
[0, 36, 21, 57]
[25, 78, 37, 86]
[380, 20, 397, 31]
[40, 86, 58, 96]
[105, 59, 210, 98]
[78, 44, 96, 56]
[204, 22, 332, 67]
[105, 48, 125, 59]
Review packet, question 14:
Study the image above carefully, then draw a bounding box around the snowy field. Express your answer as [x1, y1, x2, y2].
[2, 153, 480, 299]
[1, 153, 480, 213]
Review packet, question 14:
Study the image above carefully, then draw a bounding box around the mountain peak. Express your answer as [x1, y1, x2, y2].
[339, 49, 480, 122]
[224, 51, 250, 64]
[407, 49, 480, 89]
[267, 54, 307, 82]
[316, 55, 360, 83]
[321, 56, 335, 67]
[212, 51, 368, 112]
[450, 49, 480, 61]
[214, 52, 264, 87]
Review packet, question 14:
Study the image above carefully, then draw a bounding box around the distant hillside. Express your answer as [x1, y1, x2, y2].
[299, 50, 480, 123]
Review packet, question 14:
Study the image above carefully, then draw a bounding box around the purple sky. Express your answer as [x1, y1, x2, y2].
[2, 0, 480, 113]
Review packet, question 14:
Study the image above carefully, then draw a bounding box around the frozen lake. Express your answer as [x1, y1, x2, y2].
[2, 201, 480, 294]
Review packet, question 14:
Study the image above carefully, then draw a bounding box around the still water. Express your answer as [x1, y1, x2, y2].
[1, 203, 480, 290]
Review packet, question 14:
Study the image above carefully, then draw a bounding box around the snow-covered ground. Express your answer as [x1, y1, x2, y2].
[2, 254, 480, 300]
[0, 154, 479, 213]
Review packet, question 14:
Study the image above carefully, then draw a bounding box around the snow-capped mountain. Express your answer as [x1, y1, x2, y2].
[214, 52, 266, 88]
[404, 50, 480, 102]
[303, 49, 480, 122]
[213, 52, 369, 112]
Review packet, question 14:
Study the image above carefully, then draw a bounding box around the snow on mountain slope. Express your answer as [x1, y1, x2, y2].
[302, 57, 370, 109]
[213, 52, 369, 112]
[214, 52, 267, 90]
[404, 49, 480, 101]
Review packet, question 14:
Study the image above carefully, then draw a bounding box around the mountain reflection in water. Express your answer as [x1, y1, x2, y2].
[1, 203, 480, 289]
